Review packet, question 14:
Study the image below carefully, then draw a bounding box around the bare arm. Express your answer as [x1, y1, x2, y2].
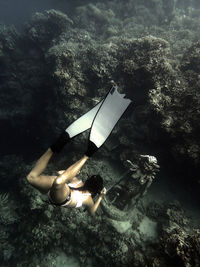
[87, 188, 106, 216]
[90, 195, 103, 215]
[55, 155, 89, 185]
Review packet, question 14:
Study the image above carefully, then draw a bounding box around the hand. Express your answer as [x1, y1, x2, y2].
[100, 187, 107, 196]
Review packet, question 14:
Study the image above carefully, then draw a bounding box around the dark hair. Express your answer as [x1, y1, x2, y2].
[72, 175, 103, 198]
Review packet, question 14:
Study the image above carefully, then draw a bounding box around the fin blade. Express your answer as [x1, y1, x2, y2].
[89, 86, 132, 148]
[66, 100, 103, 138]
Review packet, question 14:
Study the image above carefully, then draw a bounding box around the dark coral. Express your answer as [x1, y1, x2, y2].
[0, 1, 200, 266]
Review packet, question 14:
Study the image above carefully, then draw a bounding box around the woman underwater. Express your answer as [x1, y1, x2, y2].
[27, 86, 131, 215]
[27, 147, 106, 215]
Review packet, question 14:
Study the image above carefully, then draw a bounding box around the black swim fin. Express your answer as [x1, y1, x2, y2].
[85, 85, 132, 157]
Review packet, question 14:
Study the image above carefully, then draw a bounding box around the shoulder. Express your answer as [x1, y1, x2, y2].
[83, 195, 94, 208]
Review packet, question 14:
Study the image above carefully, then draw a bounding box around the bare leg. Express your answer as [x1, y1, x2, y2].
[49, 155, 89, 203]
[54, 155, 89, 185]
[29, 148, 53, 177]
[27, 150, 89, 203]
[26, 148, 56, 193]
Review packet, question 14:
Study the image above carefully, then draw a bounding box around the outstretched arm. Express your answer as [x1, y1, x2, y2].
[86, 188, 107, 216]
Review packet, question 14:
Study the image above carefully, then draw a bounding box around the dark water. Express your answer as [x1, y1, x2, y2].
[0, 0, 100, 29]
[0, 0, 200, 266]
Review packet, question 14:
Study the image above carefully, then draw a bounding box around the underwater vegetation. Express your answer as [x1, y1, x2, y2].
[0, 0, 200, 266]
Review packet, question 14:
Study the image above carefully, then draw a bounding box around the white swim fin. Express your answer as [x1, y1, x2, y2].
[51, 99, 103, 153]
[86, 85, 132, 156]
[65, 100, 103, 138]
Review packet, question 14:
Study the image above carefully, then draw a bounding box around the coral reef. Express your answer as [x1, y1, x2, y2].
[0, 192, 19, 262]
[0, 0, 200, 266]
[146, 200, 200, 267]
[0, 193, 18, 225]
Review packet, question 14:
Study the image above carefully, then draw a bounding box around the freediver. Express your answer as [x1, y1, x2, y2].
[27, 86, 132, 215]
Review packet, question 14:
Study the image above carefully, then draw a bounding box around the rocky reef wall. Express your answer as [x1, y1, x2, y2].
[0, 1, 200, 266]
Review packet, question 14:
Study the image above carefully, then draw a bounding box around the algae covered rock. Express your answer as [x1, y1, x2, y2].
[25, 9, 73, 48]
[0, 1, 200, 266]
